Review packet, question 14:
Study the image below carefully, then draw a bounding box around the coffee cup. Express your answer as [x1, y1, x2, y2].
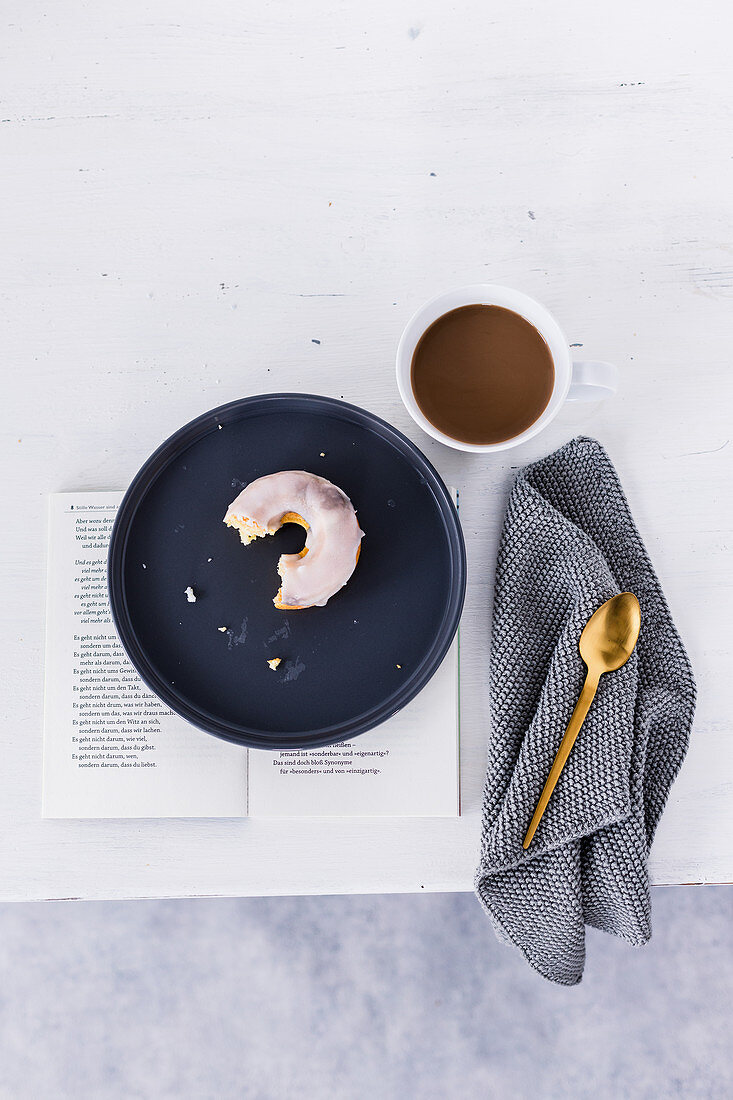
[396, 284, 617, 454]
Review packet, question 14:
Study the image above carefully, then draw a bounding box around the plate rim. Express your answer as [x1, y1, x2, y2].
[108, 393, 466, 750]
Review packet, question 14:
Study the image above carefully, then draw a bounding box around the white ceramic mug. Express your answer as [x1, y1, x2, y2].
[396, 284, 617, 454]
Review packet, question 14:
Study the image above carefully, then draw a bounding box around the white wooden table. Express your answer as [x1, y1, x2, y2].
[2, 0, 732, 900]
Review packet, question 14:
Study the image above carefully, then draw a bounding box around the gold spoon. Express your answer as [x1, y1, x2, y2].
[522, 592, 642, 851]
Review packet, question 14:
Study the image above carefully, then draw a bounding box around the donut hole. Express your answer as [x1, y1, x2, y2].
[273, 513, 310, 611]
[277, 512, 309, 559]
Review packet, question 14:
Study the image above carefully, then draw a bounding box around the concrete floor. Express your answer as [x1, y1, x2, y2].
[0, 887, 731, 1099]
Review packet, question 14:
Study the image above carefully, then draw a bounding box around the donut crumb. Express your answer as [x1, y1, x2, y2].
[267, 657, 282, 670]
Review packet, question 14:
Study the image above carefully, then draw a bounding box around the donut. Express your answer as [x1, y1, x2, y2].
[224, 471, 364, 610]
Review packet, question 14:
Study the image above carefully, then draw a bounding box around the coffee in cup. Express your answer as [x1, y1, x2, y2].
[410, 304, 555, 446]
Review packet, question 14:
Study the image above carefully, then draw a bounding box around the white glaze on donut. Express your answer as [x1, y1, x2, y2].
[224, 471, 364, 609]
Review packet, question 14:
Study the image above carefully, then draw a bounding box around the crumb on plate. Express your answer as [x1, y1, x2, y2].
[185, 586, 196, 603]
[267, 657, 282, 670]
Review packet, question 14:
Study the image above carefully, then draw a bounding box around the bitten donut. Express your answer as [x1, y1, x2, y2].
[224, 471, 364, 610]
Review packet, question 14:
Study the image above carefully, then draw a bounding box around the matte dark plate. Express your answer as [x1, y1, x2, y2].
[108, 394, 465, 750]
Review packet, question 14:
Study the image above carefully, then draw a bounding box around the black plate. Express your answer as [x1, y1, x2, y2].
[108, 394, 465, 750]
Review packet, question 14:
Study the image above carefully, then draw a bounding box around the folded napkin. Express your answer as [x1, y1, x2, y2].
[475, 437, 696, 985]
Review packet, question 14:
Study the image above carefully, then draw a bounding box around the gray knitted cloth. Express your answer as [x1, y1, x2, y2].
[475, 437, 696, 985]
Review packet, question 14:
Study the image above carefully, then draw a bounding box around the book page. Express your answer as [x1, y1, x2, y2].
[247, 638, 459, 817]
[42, 493, 247, 819]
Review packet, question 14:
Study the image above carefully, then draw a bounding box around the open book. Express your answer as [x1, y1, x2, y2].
[42, 493, 460, 819]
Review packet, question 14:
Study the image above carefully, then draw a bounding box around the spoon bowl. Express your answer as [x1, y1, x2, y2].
[579, 591, 641, 674]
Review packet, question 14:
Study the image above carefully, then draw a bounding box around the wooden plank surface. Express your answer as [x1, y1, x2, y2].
[1, 0, 732, 899]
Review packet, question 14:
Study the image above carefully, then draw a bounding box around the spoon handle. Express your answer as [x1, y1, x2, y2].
[523, 670, 600, 850]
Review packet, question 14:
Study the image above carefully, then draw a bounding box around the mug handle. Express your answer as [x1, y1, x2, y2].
[567, 360, 618, 403]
